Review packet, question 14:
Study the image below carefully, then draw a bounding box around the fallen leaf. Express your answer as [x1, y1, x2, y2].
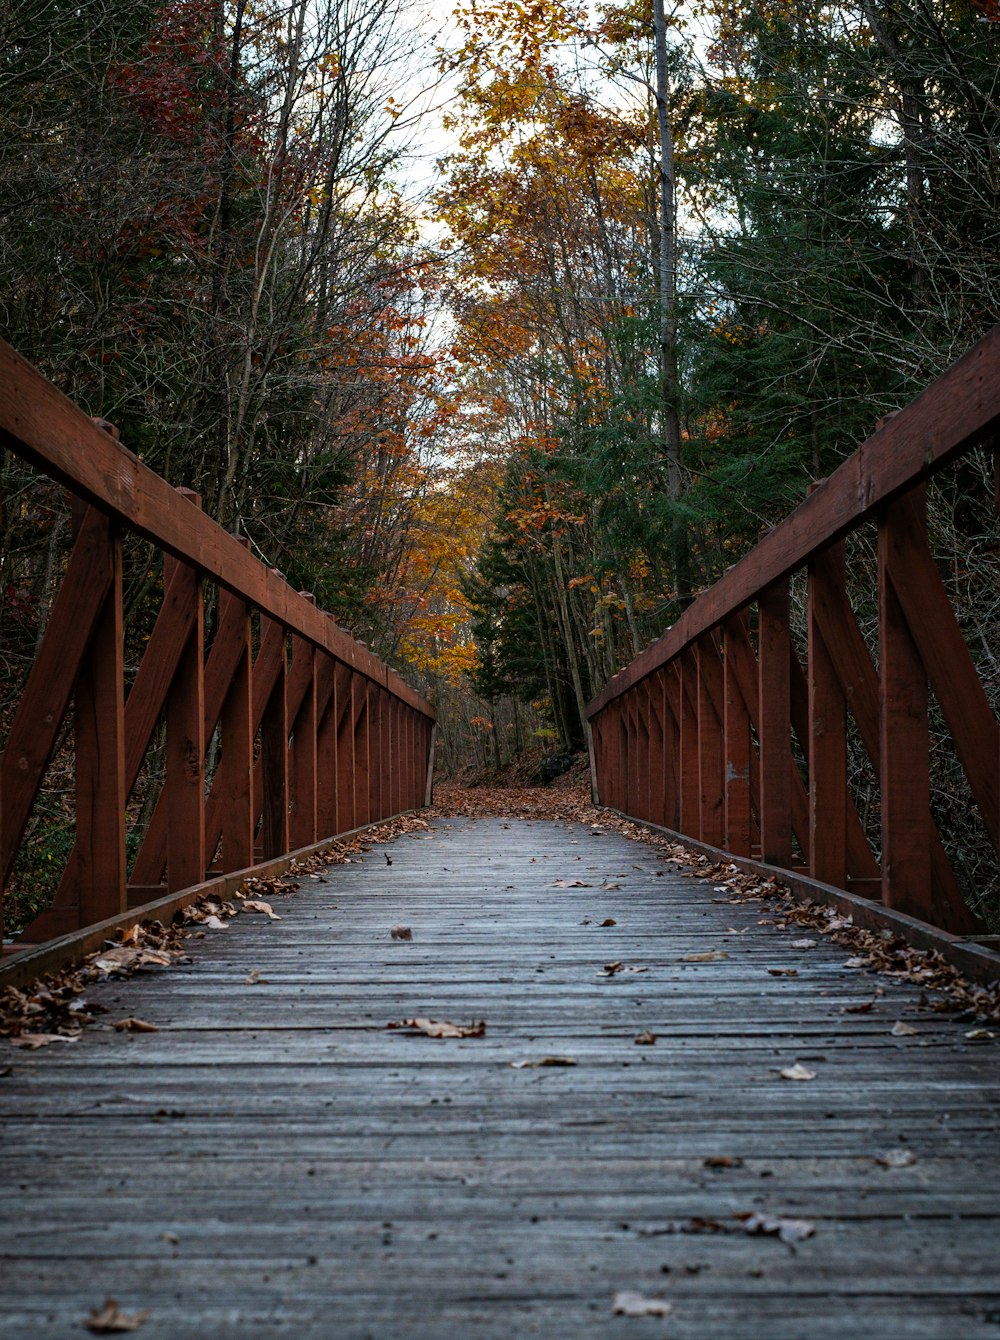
[635, 1217, 728, 1237]
[92, 947, 141, 974]
[790, 939, 817, 950]
[600, 918, 617, 927]
[843, 956, 870, 968]
[390, 925, 413, 941]
[680, 951, 729, 963]
[738, 1212, 815, 1245]
[597, 962, 649, 977]
[551, 879, 591, 888]
[634, 1030, 657, 1045]
[85, 1298, 150, 1333]
[874, 1149, 917, 1168]
[827, 915, 854, 930]
[202, 915, 229, 931]
[779, 1063, 816, 1081]
[965, 1028, 996, 1042]
[239, 899, 280, 920]
[243, 969, 267, 985]
[386, 1018, 485, 1038]
[8, 1032, 76, 1049]
[511, 1056, 577, 1068]
[385, 854, 393, 865]
[160, 1232, 179, 1244]
[113, 1018, 159, 1033]
[611, 1291, 673, 1318]
[703, 1155, 743, 1168]
[844, 1000, 877, 1013]
[768, 968, 799, 977]
[891, 1021, 917, 1037]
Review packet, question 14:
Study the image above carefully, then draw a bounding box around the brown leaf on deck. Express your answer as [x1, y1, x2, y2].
[768, 968, 799, 977]
[779, 1063, 816, 1081]
[85, 1298, 150, 1333]
[390, 925, 413, 941]
[238, 899, 281, 920]
[8, 1032, 77, 1049]
[611, 1291, 673, 1317]
[874, 1149, 917, 1168]
[600, 918, 617, 927]
[511, 1056, 577, 1068]
[680, 951, 729, 963]
[737, 1212, 815, 1245]
[634, 1030, 657, 1045]
[386, 1017, 485, 1038]
[112, 1018, 159, 1033]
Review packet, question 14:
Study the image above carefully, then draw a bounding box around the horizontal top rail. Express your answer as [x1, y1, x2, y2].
[0, 339, 433, 718]
[586, 323, 1000, 717]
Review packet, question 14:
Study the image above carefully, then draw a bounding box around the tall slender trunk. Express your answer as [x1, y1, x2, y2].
[652, 0, 690, 605]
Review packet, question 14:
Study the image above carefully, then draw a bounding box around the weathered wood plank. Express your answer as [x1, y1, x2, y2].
[1, 818, 997, 1340]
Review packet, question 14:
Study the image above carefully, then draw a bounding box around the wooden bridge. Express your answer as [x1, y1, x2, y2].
[1, 334, 999, 1335]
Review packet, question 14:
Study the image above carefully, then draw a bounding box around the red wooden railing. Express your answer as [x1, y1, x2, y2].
[0, 341, 435, 960]
[587, 327, 1000, 942]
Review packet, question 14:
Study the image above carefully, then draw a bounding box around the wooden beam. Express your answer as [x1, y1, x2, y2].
[335, 664, 355, 834]
[807, 555, 848, 888]
[1, 506, 113, 885]
[678, 651, 700, 837]
[882, 487, 999, 855]
[288, 633, 318, 851]
[586, 324, 1000, 717]
[758, 583, 793, 867]
[164, 543, 205, 894]
[0, 341, 434, 720]
[695, 636, 725, 846]
[74, 518, 127, 926]
[259, 619, 289, 861]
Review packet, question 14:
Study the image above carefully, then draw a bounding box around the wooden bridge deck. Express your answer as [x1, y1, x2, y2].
[1, 816, 999, 1338]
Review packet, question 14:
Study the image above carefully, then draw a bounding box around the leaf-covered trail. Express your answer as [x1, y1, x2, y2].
[1, 815, 999, 1338]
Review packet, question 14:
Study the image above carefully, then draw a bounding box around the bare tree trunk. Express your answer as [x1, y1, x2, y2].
[652, 0, 690, 605]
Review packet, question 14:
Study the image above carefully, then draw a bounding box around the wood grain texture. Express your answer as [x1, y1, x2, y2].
[1, 818, 997, 1339]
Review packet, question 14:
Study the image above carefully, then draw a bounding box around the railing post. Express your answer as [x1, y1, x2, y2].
[74, 507, 127, 924]
[696, 635, 725, 846]
[218, 587, 254, 872]
[368, 683, 383, 821]
[259, 616, 288, 861]
[807, 544, 848, 887]
[335, 664, 355, 833]
[678, 650, 700, 836]
[424, 718, 437, 807]
[758, 580, 793, 867]
[353, 674, 370, 827]
[663, 662, 681, 830]
[634, 686, 651, 820]
[878, 496, 933, 919]
[288, 624, 318, 851]
[314, 650, 338, 840]
[646, 670, 667, 827]
[165, 489, 206, 892]
[722, 614, 752, 857]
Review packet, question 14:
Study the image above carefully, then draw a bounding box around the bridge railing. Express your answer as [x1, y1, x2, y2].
[0, 341, 435, 961]
[587, 327, 1000, 940]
